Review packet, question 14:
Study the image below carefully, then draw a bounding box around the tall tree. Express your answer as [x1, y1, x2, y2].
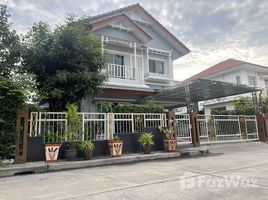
[0, 4, 21, 78]
[22, 18, 106, 111]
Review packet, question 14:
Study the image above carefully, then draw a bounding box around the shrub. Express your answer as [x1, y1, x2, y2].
[234, 96, 255, 115]
[113, 103, 165, 113]
[0, 77, 25, 159]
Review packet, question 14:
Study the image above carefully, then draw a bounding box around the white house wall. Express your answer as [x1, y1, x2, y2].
[203, 63, 268, 114]
[93, 27, 143, 45]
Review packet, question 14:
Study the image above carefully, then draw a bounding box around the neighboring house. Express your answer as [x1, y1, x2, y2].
[81, 3, 190, 112]
[186, 59, 268, 114]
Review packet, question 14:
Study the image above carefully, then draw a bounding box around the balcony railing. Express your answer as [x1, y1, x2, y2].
[145, 72, 169, 79]
[106, 63, 135, 80]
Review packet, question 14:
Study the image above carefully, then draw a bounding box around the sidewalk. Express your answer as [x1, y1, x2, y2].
[0, 149, 208, 178]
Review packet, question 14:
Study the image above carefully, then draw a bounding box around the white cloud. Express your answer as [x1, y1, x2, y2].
[2, 0, 268, 82]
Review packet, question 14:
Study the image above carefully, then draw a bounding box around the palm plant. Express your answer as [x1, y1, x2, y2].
[138, 132, 154, 147]
[80, 140, 95, 152]
[65, 103, 81, 150]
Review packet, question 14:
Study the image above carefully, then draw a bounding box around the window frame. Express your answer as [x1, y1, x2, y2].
[149, 59, 165, 74]
[248, 75, 257, 86]
[236, 75, 241, 85]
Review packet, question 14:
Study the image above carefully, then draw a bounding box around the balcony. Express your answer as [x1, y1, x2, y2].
[144, 72, 170, 82]
[106, 63, 137, 80]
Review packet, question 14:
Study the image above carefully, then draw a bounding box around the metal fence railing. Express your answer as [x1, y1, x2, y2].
[174, 114, 192, 144]
[197, 115, 259, 144]
[28, 112, 259, 144]
[29, 112, 166, 142]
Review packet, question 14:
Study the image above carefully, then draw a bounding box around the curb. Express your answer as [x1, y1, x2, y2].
[0, 163, 47, 178]
[0, 150, 207, 178]
[47, 152, 181, 172]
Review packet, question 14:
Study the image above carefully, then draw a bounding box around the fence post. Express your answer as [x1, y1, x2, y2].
[190, 112, 200, 147]
[256, 114, 268, 142]
[81, 113, 85, 141]
[15, 109, 29, 164]
[107, 113, 113, 140]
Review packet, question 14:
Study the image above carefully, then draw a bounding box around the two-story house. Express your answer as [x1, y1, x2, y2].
[81, 3, 190, 112]
[186, 59, 268, 114]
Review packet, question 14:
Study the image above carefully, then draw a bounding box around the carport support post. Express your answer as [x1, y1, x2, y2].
[190, 112, 200, 147]
[185, 84, 192, 113]
[256, 114, 268, 142]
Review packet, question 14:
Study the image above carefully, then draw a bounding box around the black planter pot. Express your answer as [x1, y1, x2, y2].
[84, 151, 93, 160]
[65, 149, 78, 161]
[143, 144, 151, 154]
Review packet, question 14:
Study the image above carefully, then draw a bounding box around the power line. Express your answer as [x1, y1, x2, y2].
[37, 0, 65, 21]
[44, 0, 66, 18]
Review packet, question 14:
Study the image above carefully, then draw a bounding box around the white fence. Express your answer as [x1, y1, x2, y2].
[29, 112, 259, 144]
[29, 112, 166, 142]
[197, 115, 259, 144]
[174, 114, 192, 144]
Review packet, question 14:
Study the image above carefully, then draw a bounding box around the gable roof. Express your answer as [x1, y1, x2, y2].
[90, 3, 190, 55]
[186, 59, 246, 81]
[91, 14, 152, 43]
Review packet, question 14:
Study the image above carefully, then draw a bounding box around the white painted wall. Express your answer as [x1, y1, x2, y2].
[203, 63, 268, 114]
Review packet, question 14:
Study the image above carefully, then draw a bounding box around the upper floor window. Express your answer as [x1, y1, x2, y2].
[108, 53, 124, 65]
[236, 76, 241, 85]
[265, 80, 268, 93]
[248, 76, 257, 86]
[149, 59, 164, 74]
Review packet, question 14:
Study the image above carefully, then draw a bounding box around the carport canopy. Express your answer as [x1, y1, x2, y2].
[148, 79, 262, 109]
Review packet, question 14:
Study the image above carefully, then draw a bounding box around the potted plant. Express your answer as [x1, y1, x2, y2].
[159, 120, 177, 152]
[138, 132, 154, 154]
[65, 103, 81, 161]
[107, 136, 123, 157]
[80, 140, 95, 160]
[44, 131, 61, 163]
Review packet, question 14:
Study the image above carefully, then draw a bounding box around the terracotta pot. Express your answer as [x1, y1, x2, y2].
[108, 140, 123, 157]
[44, 144, 61, 163]
[164, 139, 177, 152]
[143, 144, 151, 154]
[84, 150, 93, 160]
[65, 149, 78, 161]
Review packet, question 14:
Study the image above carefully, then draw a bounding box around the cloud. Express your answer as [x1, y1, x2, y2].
[2, 0, 268, 81]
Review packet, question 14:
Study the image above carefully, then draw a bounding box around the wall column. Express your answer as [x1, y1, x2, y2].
[190, 112, 200, 147]
[134, 42, 137, 80]
[15, 109, 29, 164]
[256, 114, 268, 142]
[101, 35, 104, 55]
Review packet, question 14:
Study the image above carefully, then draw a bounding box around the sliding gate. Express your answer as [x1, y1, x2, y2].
[197, 115, 259, 144]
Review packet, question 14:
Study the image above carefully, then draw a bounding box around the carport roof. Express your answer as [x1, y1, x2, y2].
[149, 79, 261, 107]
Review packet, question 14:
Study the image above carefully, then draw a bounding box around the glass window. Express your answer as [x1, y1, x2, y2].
[108, 53, 124, 65]
[236, 76, 241, 85]
[149, 59, 164, 74]
[248, 76, 257, 86]
[265, 80, 268, 94]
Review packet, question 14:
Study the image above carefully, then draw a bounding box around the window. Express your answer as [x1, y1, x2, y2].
[236, 76, 241, 85]
[248, 76, 257, 86]
[265, 80, 268, 94]
[108, 53, 124, 65]
[149, 59, 164, 74]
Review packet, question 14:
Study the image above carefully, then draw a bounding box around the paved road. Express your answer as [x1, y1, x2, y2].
[1, 142, 268, 200]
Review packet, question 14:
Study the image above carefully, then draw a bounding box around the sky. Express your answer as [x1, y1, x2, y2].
[2, 0, 268, 81]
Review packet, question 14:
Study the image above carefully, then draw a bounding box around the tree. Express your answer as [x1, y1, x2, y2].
[234, 96, 255, 115]
[0, 4, 21, 78]
[0, 76, 25, 159]
[22, 18, 106, 111]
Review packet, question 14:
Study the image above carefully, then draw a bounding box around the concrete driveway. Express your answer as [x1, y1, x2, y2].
[1, 141, 268, 200]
